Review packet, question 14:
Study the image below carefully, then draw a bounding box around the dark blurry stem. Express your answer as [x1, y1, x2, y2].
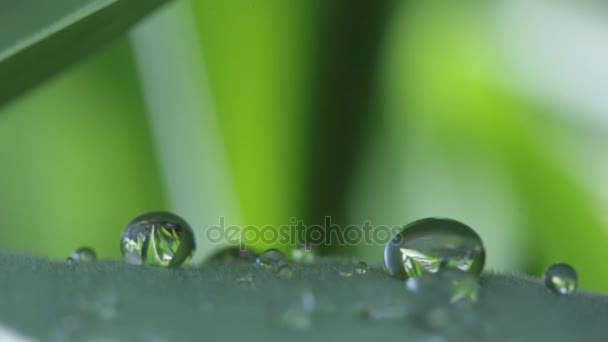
[304, 0, 396, 253]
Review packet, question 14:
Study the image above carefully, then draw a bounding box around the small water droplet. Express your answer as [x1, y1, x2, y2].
[66, 247, 97, 263]
[354, 261, 368, 275]
[543, 262, 578, 295]
[384, 218, 485, 279]
[119, 211, 196, 267]
[405, 269, 479, 303]
[207, 246, 257, 263]
[291, 243, 317, 263]
[278, 264, 294, 279]
[256, 248, 287, 270]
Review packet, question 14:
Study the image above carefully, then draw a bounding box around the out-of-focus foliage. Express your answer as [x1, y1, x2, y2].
[350, 1, 608, 290]
[1, 0, 608, 291]
[190, 0, 316, 250]
[0, 0, 171, 105]
[0, 38, 164, 258]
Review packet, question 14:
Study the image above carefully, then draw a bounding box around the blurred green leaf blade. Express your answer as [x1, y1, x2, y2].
[0, 0, 171, 106]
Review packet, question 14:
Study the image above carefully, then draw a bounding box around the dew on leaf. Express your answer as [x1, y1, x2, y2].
[543, 262, 578, 295]
[256, 248, 287, 271]
[120, 211, 195, 267]
[354, 261, 368, 275]
[66, 247, 97, 263]
[384, 218, 485, 279]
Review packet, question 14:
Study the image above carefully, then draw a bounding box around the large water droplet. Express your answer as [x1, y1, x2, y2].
[291, 243, 317, 263]
[405, 269, 479, 304]
[543, 262, 577, 295]
[66, 247, 97, 263]
[207, 246, 257, 263]
[384, 218, 485, 279]
[355, 261, 368, 275]
[120, 211, 196, 267]
[256, 248, 287, 270]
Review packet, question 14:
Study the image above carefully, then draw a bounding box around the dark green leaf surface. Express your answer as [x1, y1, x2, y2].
[0, 253, 606, 341]
[0, 0, 170, 106]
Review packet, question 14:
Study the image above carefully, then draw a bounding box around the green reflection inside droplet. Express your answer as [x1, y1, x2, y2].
[384, 218, 485, 279]
[120, 211, 195, 267]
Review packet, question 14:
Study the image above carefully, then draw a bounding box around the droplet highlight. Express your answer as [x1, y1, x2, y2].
[120, 211, 196, 267]
[354, 261, 368, 275]
[256, 248, 287, 270]
[291, 243, 317, 264]
[543, 262, 577, 295]
[66, 247, 97, 263]
[384, 218, 485, 279]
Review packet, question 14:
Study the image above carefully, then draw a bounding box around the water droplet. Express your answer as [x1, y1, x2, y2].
[405, 269, 479, 304]
[384, 218, 485, 279]
[354, 261, 368, 275]
[291, 243, 317, 263]
[543, 262, 578, 295]
[66, 247, 97, 263]
[256, 248, 287, 270]
[119, 211, 196, 267]
[207, 246, 257, 263]
[278, 264, 294, 279]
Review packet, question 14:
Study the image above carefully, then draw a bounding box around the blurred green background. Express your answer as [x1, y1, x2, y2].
[2, 1, 608, 291]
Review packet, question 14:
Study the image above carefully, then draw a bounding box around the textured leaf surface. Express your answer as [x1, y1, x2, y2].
[0, 253, 606, 341]
[0, 0, 170, 106]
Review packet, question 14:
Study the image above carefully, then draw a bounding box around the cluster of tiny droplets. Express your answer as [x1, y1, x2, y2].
[66, 214, 579, 298]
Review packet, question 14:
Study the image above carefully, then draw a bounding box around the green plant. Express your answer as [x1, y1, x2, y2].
[1, 253, 606, 341]
[0, 0, 170, 105]
[1, 1, 607, 340]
